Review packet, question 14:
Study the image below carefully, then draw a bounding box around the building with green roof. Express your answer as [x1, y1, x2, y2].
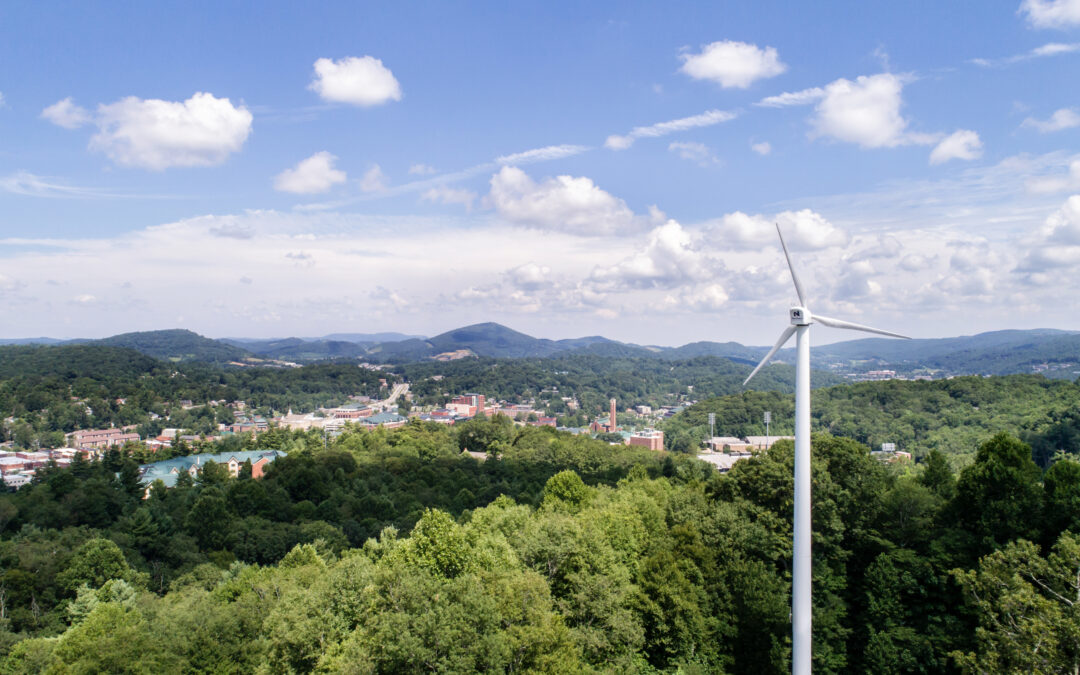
[139, 450, 286, 490]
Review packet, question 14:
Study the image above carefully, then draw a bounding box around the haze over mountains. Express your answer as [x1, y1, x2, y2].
[2, 323, 1079, 379]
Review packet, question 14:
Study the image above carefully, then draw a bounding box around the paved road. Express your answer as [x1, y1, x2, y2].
[380, 382, 409, 407]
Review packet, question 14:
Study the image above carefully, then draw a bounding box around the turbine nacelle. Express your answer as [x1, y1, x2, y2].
[789, 306, 811, 326]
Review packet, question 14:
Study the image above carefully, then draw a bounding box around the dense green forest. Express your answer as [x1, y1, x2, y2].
[664, 374, 1080, 466]
[0, 418, 1076, 672]
[400, 354, 843, 413]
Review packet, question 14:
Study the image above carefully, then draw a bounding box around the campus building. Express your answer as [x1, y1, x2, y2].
[628, 429, 664, 451]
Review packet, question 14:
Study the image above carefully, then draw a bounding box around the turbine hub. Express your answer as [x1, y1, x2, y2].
[789, 306, 811, 326]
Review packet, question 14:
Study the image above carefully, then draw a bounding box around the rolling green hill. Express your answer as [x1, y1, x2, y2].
[84, 329, 251, 363]
[222, 337, 370, 361]
[668, 373, 1080, 464]
[802, 328, 1080, 377]
[0, 344, 162, 380]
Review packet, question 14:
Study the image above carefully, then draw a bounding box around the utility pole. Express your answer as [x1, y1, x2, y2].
[708, 412, 715, 441]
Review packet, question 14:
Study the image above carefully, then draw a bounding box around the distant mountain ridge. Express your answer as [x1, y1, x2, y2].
[75, 329, 250, 363]
[804, 328, 1080, 377]
[3, 324, 1079, 377]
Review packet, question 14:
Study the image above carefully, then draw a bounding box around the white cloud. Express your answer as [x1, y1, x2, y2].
[1013, 195, 1080, 281]
[41, 97, 90, 129]
[930, 130, 983, 164]
[370, 286, 409, 310]
[309, 56, 402, 106]
[899, 254, 934, 271]
[507, 262, 552, 290]
[605, 109, 738, 150]
[0, 273, 24, 293]
[421, 185, 477, 211]
[8, 146, 1079, 343]
[488, 166, 639, 236]
[496, 144, 589, 164]
[1026, 159, 1080, 194]
[1038, 194, 1080, 245]
[668, 141, 717, 166]
[90, 92, 252, 170]
[834, 260, 883, 300]
[408, 163, 437, 175]
[751, 141, 772, 155]
[0, 92, 4, 108]
[0, 171, 120, 198]
[590, 220, 717, 290]
[208, 221, 255, 239]
[708, 208, 850, 250]
[659, 283, 731, 312]
[845, 234, 903, 262]
[1033, 41, 1080, 55]
[1015, 196, 1080, 278]
[756, 86, 825, 108]
[1023, 108, 1080, 132]
[682, 283, 730, 310]
[811, 73, 934, 149]
[678, 41, 787, 88]
[0, 209, 625, 333]
[971, 41, 1080, 66]
[273, 152, 347, 194]
[359, 165, 388, 193]
[1020, 0, 1080, 28]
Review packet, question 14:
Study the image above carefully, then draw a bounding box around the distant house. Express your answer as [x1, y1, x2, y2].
[138, 449, 286, 497]
[67, 428, 140, 449]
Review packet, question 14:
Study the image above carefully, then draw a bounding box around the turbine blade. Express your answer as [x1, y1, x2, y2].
[776, 223, 807, 306]
[743, 325, 798, 386]
[814, 314, 911, 339]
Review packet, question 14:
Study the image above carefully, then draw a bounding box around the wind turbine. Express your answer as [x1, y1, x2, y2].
[743, 224, 909, 675]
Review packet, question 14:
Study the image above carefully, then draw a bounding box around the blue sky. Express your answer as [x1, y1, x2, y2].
[1, 0, 1079, 344]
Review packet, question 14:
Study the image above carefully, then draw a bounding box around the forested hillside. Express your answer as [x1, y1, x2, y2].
[668, 374, 1080, 466]
[0, 346, 840, 449]
[0, 421, 1076, 673]
[401, 354, 844, 413]
[82, 329, 251, 364]
[0, 346, 392, 446]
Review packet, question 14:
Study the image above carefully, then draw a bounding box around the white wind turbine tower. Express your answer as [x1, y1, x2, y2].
[743, 224, 909, 675]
